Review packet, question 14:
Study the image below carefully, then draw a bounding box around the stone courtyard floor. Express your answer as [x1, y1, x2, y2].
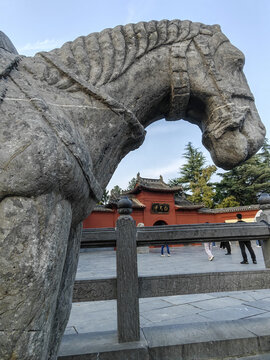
[59, 243, 270, 359]
[65, 243, 270, 335]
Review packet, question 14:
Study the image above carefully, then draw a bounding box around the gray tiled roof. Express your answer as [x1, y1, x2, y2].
[198, 204, 259, 214]
[126, 174, 182, 194]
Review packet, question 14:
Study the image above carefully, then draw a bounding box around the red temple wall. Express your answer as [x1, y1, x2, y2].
[83, 189, 259, 229]
[135, 191, 177, 226]
[83, 211, 116, 228]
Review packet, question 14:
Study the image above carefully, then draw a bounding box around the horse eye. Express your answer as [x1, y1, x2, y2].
[235, 58, 245, 71]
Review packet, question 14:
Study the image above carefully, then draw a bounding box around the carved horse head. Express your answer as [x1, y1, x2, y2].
[81, 20, 265, 170]
[0, 20, 266, 207]
[38, 20, 264, 171]
[174, 24, 266, 169]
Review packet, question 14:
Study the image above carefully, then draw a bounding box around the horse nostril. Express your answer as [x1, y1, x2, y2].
[239, 117, 245, 132]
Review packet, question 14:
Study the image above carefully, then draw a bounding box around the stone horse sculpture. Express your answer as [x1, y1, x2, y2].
[0, 20, 266, 359]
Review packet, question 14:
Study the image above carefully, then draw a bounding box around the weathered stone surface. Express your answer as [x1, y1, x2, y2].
[0, 31, 18, 54]
[116, 214, 139, 342]
[0, 194, 73, 359]
[0, 19, 266, 359]
[255, 198, 270, 268]
[71, 270, 270, 302]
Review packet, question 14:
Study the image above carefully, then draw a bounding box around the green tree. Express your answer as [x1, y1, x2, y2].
[215, 140, 270, 206]
[126, 177, 137, 190]
[172, 142, 206, 192]
[109, 185, 123, 200]
[170, 142, 217, 207]
[99, 189, 109, 205]
[215, 195, 240, 209]
[260, 138, 270, 166]
[189, 165, 217, 208]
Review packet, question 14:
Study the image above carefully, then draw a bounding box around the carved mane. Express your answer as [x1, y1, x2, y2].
[38, 20, 219, 88]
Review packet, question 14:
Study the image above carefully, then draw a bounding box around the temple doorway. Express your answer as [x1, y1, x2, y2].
[153, 220, 167, 226]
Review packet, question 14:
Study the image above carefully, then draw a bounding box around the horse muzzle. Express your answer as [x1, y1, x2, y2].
[202, 101, 266, 169]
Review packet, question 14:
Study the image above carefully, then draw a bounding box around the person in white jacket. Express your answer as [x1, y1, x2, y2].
[204, 222, 214, 261]
[254, 210, 263, 247]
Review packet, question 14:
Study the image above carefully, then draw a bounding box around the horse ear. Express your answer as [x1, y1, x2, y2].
[0, 31, 18, 54]
[211, 24, 221, 32]
[199, 28, 212, 36]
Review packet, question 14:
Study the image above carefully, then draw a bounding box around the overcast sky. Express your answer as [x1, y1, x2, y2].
[2, 0, 269, 191]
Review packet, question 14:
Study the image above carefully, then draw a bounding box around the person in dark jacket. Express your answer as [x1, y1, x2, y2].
[220, 241, 231, 255]
[236, 213, 257, 264]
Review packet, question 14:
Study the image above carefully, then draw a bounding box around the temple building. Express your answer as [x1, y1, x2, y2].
[83, 174, 259, 229]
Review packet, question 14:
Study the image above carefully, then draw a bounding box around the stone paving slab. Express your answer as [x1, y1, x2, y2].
[199, 305, 266, 322]
[251, 311, 270, 319]
[163, 293, 216, 305]
[143, 319, 270, 359]
[227, 355, 270, 360]
[208, 289, 270, 301]
[139, 298, 173, 312]
[243, 299, 270, 311]
[141, 313, 213, 328]
[75, 244, 265, 280]
[189, 296, 245, 310]
[59, 330, 149, 360]
[59, 318, 270, 360]
[65, 289, 270, 335]
[222, 292, 263, 302]
[143, 320, 256, 347]
[140, 303, 200, 323]
[59, 245, 270, 359]
[238, 317, 270, 337]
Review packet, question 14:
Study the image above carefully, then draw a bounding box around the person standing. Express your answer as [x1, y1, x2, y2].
[204, 242, 214, 261]
[236, 213, 257, 264]
[161, 244, 171, 257]
[220, 241, 231, 255]
[204, 222, 214, 261]
[254, 210, 263, 247]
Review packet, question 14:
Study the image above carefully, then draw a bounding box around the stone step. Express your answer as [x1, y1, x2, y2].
[58, 317, 270, 360]
[227, 355, 270, 360]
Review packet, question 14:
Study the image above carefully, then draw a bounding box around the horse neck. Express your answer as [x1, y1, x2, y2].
[86, 44, 189, 189]
[100, 46, 171, 128]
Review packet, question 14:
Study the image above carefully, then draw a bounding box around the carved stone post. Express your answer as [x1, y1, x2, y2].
[115, 197, 140, 342]
[256, 193, 270, 268]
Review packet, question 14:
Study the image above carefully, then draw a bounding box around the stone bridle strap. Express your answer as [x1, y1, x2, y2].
[192, 32, 248, 140]
[167, 32, 229, 123]
[167, 31, 247, 142]
[166, 40, 191, 121]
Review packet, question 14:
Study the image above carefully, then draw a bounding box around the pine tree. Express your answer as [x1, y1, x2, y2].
[215, 139, 270, 206]
[215, 195, 240, 209]
[189, 165, 217, 208]
[169, 142, 206, 192]
[260, 138, 270, 166]
[126, 177, 137, 190]
[110, 185, 123, 200]
[178, 142, 206, 191]
[99, 189, 109, 205]
[169, 142, 217, 207]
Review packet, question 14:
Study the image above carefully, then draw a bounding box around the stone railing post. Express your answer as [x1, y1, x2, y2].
[257, 193, 270, 268]
[115, 197, 140, 342]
